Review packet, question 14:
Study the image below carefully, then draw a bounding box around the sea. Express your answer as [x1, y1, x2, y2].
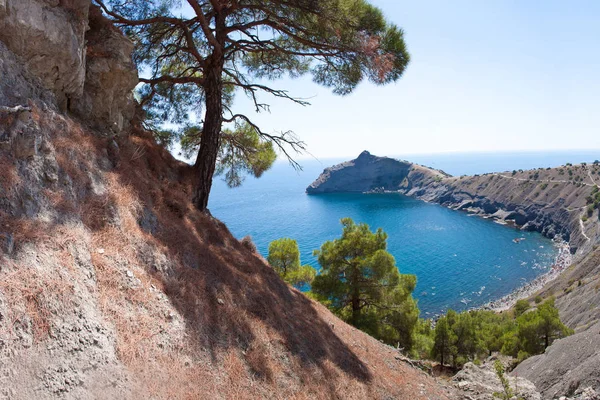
[208, 150, 600, 316]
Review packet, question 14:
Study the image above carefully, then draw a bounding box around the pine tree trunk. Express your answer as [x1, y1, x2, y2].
[351, 266, 361, 325]
[193, 19, 225, 211]
[351, 297, 360, 325]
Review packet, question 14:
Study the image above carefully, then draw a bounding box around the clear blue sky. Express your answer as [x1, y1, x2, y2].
[225, 0, 600, 160]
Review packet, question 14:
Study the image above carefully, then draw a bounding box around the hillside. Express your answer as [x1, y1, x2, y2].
[308, 151, 600, 398]
[0, 2, 455, 399]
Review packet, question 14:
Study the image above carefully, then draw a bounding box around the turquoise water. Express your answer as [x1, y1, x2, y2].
[208, 151, 598, 316]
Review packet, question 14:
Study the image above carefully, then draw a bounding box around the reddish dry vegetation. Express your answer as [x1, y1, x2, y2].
[0, 110, 451, 399]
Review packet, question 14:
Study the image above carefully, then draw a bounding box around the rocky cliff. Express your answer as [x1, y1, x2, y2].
[0, 3, 457, 399]
[308, 151, 600, 398]
[308, 151, 599, 255]
[307, 150, 449, 194]
[0, 0, 137, 132]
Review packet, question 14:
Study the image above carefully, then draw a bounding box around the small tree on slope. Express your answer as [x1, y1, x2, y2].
[95, 0, 410, 210]
[312, 218, 418, 350]
[267, 238, 315, 288]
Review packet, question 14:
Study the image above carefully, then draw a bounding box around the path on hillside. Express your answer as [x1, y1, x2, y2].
[492, 173, 595, 187]
[588, 169, 598, 186]
[571, 206, 593, 242]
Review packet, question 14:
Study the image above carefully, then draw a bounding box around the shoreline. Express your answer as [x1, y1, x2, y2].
[476, 239, 572, 313]
[367, 189, 575, 316]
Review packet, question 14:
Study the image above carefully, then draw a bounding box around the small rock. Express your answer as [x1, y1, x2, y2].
[107, 139, 120, 167]
[126, 270, 134, 278]
[217, 298, 225, 305]
[0, 232, 14, 255]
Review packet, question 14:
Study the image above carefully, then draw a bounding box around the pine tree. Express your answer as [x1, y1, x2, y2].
[96, 0, 411, 210]
[431, 316, 455, 366]
[267, 238, 315, 288]
[311, 218, 418, 349]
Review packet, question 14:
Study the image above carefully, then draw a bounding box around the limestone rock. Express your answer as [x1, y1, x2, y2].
[453, 357, 541, 400]
[0, 232, 14, 255]
[71, 5, 138, 134]
[0, 0, 90, 108]
[513, 321, 600, 399]
[0, 41, 56, 107]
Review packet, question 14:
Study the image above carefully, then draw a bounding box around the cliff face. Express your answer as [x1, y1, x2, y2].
[0, 5, 455, 400]
[0, 0, 137, 132]
[0, 0, 90, 108]
[307, 150, 448, 194]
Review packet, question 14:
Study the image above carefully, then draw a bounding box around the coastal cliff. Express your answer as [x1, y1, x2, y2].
[308, 151, 599, 255]
[307, 150, 449, 194]
[308, 151, 600, 398]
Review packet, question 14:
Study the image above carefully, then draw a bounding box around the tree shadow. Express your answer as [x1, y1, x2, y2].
[43, 127, 374, 390]
[117, 133, 372, 387]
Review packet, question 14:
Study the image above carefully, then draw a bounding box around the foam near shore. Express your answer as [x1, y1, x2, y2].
[478, 240, 572, 312]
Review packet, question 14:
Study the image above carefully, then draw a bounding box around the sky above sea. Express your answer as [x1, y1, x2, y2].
[227, 0, 600, 158]
[168, 1, 600, 159]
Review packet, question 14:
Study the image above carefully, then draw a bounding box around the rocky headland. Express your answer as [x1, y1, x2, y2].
[308, 151, 600, 398]
[308, 151, 599, 254]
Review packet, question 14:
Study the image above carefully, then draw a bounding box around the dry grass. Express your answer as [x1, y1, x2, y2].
[0, 109, 452, 399]
[0, 154, 20, 189]
[0, 263, 74, 341]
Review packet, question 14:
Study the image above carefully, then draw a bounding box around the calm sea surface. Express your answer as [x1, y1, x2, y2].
[208, 150, 599, 316]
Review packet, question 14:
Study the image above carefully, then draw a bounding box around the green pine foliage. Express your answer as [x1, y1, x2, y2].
[98, 0, 410, 209]
[311, 218, 419, 350]
[429, 298, 572, 367]
[267, 238, 316, 288]
[268, 222, 572, 366]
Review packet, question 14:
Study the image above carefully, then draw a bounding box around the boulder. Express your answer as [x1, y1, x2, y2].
[71, 5, 138, 134]
[0, 0, 90, 108]
[453, 357, 541, 400]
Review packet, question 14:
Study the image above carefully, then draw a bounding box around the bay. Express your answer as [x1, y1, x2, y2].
[208, 150, 598, 316]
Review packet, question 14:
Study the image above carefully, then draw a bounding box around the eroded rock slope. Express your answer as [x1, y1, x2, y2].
[0, 3, 456, 399]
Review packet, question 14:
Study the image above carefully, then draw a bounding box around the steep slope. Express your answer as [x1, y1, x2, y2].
[512, 247, 600, 399]
[0, 2, 455, 399]
[0, 94, 453, 400]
